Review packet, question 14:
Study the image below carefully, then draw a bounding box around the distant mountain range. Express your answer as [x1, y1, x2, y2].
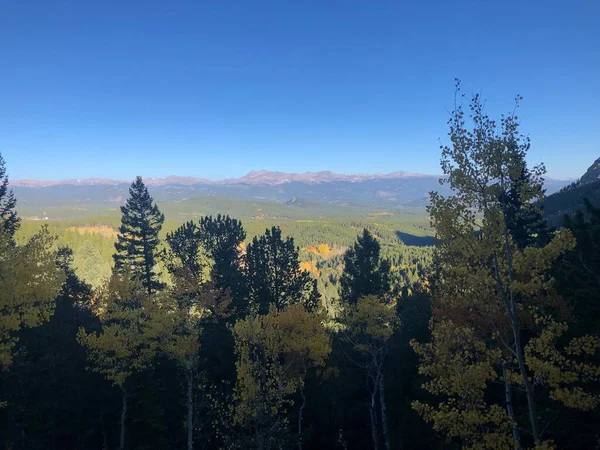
[14, 170, 434, 188]
[12, 169, 573, 220]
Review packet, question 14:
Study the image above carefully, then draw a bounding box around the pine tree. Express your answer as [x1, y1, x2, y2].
[246, 226, 319, 314]
[114, 176, 165, 294]
[339, 229, 391, 304]
[0, 152, 20, 239]
[501, 166, 549, 249]
[198, 214, 247, 312]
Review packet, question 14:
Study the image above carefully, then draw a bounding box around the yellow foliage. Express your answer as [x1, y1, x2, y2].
[67, 225, 118, 239]
[316, 244, 330, 256]
[299, 260, 319, 277]
[411, 320, 514, 449]
[525, 313, 600, 410]
[231, 304, 331, 430]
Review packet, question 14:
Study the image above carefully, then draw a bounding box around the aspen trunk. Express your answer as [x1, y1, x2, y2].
[503, 226, 540, 443]
[378, 373, 392, 450]
[119, 385, 127, 450]
[298, 386, 306, 450]
[503, 364, 522, 450]
[370, 386, 380, 450]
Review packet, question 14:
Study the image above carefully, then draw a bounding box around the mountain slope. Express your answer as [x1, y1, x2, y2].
[580, 157, 600, 184]
[543, 156, 600, 225]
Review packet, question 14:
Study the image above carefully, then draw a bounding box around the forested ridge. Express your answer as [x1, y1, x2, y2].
[1, 89, 600, 450]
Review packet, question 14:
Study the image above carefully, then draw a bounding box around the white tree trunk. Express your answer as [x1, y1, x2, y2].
[503, 364, 522, 450]
[370, 385, 380, 450]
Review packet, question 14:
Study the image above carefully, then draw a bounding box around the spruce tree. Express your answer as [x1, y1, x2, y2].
[0, 152, 20, 239]
[246, 226, 319, 314]
[339, 229, 391, 304]
[114, 176, 165, 294]
[501, 165, 549, 249]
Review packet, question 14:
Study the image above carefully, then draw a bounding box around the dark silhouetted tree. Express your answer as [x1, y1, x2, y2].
[166, 220, 202, 276]
[198, 214, 247, 311]
[339, 229, 391, 304]
[246, 226, 319, 314]
[114, 176, 165, 294]
[501, 165, 549, 249]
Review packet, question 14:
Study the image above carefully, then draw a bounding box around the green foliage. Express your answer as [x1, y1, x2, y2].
[77, 273, 164, 387]
[74, 239, 111, 288]
[114, 176, 165, 294]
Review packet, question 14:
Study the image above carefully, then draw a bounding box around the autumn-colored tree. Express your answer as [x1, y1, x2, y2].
[231, 303, 331, 449]
[78, 272, 167, 450]
[414, 83, 599, 448]
[0, 226, 64, 369]
[412, 321, 514, 450]
[340, 295, 397, 450]
[114, 176, 165, 294]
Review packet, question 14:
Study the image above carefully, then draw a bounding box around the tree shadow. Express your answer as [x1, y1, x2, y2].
[395, 231, 436, 247]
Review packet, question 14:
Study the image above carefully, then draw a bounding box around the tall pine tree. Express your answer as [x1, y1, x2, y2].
[114, 176, 165, 294]
[0, 152, 20, 239]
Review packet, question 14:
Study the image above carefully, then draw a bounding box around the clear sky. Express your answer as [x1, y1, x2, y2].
[1, 0, 598, 181]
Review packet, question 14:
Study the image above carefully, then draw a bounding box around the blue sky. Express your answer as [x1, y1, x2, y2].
[1, 0, 598, 181]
